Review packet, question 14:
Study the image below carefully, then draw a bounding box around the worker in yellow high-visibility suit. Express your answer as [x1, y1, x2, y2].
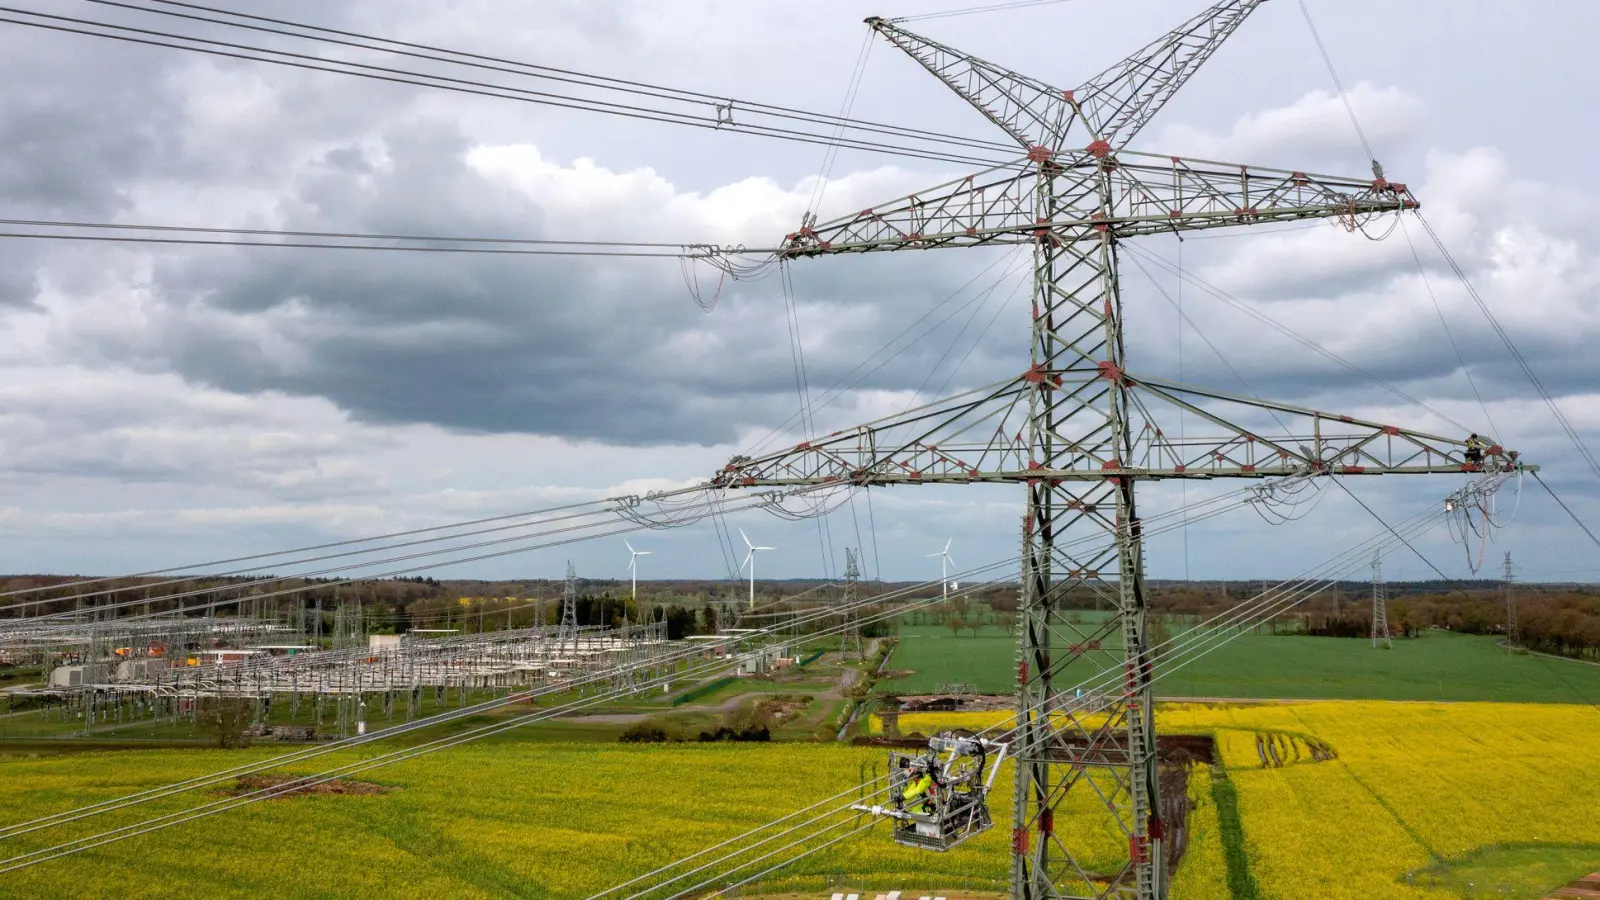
[903, 759, 936, 816]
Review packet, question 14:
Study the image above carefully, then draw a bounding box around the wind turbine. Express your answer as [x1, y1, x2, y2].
[927, 538, 955, 601]
[624, 540, 652, 622]
[739, 528, 774, 609]
[624, 538, 649, 602]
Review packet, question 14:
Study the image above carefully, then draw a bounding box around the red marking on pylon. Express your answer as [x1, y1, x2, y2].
[1013, 827, 1030, 854]
[1028, 145, 1055, 163]
[1062, 89, 1076, 101]
[1097, 360, 1125, 384]
[1130, 836, 1150, 863]
[1382, 425, 1400, 436]
[1341, 465, 1366, 475]
[1241, 464, 1257, 473]
[1174, 464, 1187, 474]
[1023, 364, 1058, 388]
[1087, 139, 1111, 158]
[965, 226, 977, 236]
[1040, 809, 1054, 836]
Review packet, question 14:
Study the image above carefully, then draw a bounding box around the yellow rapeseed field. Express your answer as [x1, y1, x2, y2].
[0, 701, 1593, 898]
[895, 701, 1600, 899]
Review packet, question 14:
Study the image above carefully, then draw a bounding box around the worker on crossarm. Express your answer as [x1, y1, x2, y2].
[903, 757, 937, 816]
[1464, 433, 1488, 464]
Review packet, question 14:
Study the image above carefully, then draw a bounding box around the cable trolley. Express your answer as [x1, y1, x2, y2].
[853, 730, 1008, 851]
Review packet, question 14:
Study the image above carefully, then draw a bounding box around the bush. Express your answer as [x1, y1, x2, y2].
[618, 724, 672, 744]
[696, 726, 770, 743]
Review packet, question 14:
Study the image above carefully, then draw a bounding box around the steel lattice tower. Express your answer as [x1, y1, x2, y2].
[560, 560, 579, 651]
[841, 547, 864, 661]
[712, 3, 1526, 896]
[1370, 550, 1391, 649]
[1502, 551, 1517, 644]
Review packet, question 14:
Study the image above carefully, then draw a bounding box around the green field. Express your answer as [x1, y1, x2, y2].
[881, 621, 1600, 703]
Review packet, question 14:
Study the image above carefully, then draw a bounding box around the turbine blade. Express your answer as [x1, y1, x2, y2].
[739, 528, 753, 550]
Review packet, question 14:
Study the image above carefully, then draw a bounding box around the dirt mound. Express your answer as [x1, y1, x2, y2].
[222, 774, 392, 799]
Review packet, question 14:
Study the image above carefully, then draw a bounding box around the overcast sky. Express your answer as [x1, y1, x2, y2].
[2, 0, 1598, 587]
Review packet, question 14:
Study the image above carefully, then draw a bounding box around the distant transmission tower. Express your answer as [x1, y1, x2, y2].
[1370, 550, 1391, 649]
[1502, 551, 1517, 645]
[560, 561, 580, 651]
[712, 3, 1526, 896]
[841, 548, 863, 661]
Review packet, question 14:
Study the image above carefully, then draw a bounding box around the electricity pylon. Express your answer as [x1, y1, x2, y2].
[1370, 550, 1391, 649]
[560, 560, 579, 653]
[1502, 551, 1517, 644]
[841, 547, 864, 661]
[713, 4, 1527, 897]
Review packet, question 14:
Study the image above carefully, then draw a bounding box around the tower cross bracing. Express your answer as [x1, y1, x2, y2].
[712, 3, 1528, 898]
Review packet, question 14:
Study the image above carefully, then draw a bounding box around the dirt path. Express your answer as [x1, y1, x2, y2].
[1545, 870, 1600, 899]
[558, 690, 783, 727]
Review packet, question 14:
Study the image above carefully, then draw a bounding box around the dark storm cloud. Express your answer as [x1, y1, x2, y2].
[39, 113, 997, 446]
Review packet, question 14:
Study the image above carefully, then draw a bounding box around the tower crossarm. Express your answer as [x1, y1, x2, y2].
[1074, 0, 1267, 149]
[712, 370, 1532, 488]
[864, 16, 1076, 150]
[780, 152, 1416, 258]
[866, 0, 1264, 153]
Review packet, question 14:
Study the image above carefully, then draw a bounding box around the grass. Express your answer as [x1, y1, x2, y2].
[879, 620, 1600, 703]
[1406, 843, 1600, 898]
[1210, 775, 1261, 900]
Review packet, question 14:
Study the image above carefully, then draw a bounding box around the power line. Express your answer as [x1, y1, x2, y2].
[0, 4, 1019, 170]
[1415, 212, 1600, 488]
[1123, 241, 1471, 432]
[0, 230, 749, 258]
[0, 217, 767, 252]
[117, 0, 1016, 155]
[1533, 472, 1600, 554]
[891, 0, 1082, 24]
[1295, 0, 1376, 166]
